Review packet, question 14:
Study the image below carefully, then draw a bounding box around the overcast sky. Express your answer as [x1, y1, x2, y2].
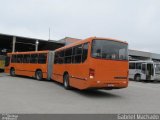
[0, 0, 160, 53]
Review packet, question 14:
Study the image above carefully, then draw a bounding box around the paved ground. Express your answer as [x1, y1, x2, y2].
[0, 72, 160, 113]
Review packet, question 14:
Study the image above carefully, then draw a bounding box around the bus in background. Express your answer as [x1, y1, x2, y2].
[5, 51, 54, 80]
[129, 60, 160, 81]
[0, 55, 5, 71]
[52, 37, 129, 90]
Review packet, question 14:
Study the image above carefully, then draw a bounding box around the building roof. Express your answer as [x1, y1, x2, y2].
[58, 37, 81, 45]
[0, 33, 64, 53]
[129, 49, 160, 60]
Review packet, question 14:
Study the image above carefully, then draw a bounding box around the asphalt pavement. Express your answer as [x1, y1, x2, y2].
[0, 73, 160, 113]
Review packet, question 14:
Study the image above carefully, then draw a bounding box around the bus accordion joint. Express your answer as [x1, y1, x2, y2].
[89, 68, 95, 79]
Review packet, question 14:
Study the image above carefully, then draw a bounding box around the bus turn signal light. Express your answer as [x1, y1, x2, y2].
[89, 68, 95, 79]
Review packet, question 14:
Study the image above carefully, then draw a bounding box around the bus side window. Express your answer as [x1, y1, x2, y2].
[5, 56, 10, 67]
[136, 63, 141, 70]
[30, 54, 38, 63]
[129, 63, 135, 69]
[72, 47, 76, 63]
[54, 51, 64, 64]
[82, 43, 89, 63]
[23, 54, 30, 63]
[54, 52, 59, 64]
[11, 55, 17, 63]
[74, 45, 82, 63]
[17, 54, 23, 63]
[59, 51, 64, 64]
[64, 48, 72, 64]
[38, 53, 47, 64]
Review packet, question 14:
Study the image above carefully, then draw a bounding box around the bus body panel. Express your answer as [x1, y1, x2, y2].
[69, 63, 89, 89]
[52, 62, 90, 90]
[5, 51, 49, 79]
[8, 63, 48, 78]
[52, 64, 65, 83]
[52, 61, 128, 90]
[88, 58, 128, 89]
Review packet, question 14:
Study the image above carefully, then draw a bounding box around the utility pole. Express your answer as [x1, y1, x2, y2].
[12, 36, 16, 52]
[35, 40, 39, 51]
[49, 28, 50, 40]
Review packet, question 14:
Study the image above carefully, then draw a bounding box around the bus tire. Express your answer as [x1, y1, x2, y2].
[134, 74, 141, 81]
[35, 70, 43, 81]
[63, 73, 70, 90]
[10, 68, 16, 76]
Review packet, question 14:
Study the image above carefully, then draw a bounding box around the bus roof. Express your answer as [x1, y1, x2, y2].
[55, 37, 128, 52]
[7, 50, 49, 55]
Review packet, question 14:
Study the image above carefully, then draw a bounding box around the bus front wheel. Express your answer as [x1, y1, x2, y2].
[63, 73, 70, 90]
[10, 68, 15, 76]
[134, 75, 141, 81]
[35, 70, 43, 80]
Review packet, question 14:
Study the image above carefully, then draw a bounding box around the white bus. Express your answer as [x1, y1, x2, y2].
[129, 60, 160, 81]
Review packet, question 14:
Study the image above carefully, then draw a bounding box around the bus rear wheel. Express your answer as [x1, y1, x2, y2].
[35, 70, 43, 80]
[63, 73, 70, 90]
[10, 68, 16, 76]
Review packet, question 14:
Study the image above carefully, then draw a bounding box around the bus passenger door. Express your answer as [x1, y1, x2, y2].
[146, 63, 154, 80]
[141, 63, 147, 80]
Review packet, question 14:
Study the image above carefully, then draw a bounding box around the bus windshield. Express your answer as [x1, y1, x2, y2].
[155, 64, 160, 74]
[92, 40, 128, 60]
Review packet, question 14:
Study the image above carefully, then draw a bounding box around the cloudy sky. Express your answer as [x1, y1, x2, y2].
[0, 0, 160, 53]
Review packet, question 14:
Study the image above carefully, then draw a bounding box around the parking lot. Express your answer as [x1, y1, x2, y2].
[0, 72, 160, 113]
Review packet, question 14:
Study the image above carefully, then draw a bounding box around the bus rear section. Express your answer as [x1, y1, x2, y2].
[52, 37, 128, 90]
[87, 39, 128, 89]
[5, 51, 54, 80]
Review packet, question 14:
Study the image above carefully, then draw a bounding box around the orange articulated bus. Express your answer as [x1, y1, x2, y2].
[52, 37, 129, 90]
[5, 51, 54, 80]
[5, 37, 129, 90]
